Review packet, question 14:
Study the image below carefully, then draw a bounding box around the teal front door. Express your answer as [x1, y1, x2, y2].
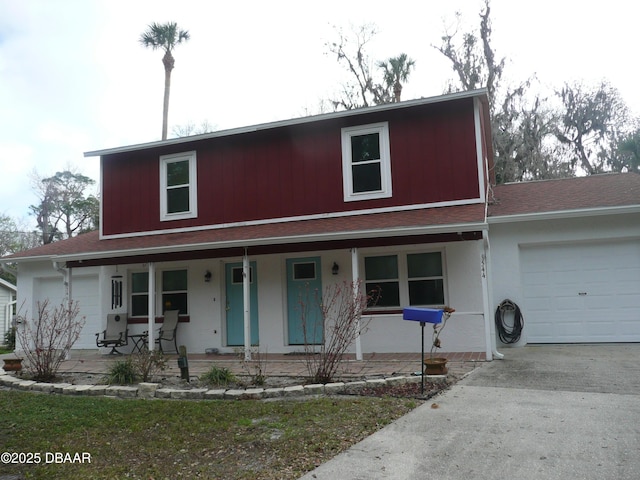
[225, 262, 259, 346]
[286, 257, 323, 345]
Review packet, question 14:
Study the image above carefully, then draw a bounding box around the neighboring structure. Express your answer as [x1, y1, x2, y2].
[3, 89, 639, 359]
[0, 278, 17, 343]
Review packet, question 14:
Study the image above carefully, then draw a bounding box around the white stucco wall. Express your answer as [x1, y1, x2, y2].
[489, 211, 640, 347]
[15, 239, 490, 355]
[357, 240, 487, 354]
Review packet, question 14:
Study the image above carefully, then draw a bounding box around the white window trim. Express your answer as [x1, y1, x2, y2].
[341, 122, 392, 202]
[130, 271, 149, 318]
[160, 151, 198, 221]
[363, 249, 447, 311]
[161, 268, 189, 314]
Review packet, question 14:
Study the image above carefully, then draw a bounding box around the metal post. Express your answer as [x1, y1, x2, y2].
[421, 321, 425, 395]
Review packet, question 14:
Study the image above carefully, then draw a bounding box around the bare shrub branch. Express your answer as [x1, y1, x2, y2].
[299, 280, 379, 384]
[15, 299, 85, 381]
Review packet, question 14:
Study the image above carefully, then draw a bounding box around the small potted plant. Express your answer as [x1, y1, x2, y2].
[424, 307, 455, 375]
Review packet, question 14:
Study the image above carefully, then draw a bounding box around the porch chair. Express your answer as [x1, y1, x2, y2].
[95, 313, 128, 354]
[155, 310, 180, 354]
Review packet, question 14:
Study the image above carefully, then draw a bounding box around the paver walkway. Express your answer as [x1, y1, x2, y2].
[55, 351, 485, 381]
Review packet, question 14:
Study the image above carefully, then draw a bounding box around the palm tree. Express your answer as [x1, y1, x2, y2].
[140, 22, 190, 140]
[377, 53, 416, 103]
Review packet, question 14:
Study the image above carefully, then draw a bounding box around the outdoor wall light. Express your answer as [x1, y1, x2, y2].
[204, 270, 212, 282]
[332, 262, 339, 275]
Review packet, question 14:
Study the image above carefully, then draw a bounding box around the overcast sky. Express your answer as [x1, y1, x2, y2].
[1, 0, 637, 227]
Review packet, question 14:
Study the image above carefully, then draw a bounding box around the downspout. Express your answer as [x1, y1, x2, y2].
[351, 248, 363, 361]
[483, 229, 503, 360]
[53, 261, 73, 359]
[52, 261, 71, 305]
[243, 248, 251, 361]
[478, 93, 503, 361]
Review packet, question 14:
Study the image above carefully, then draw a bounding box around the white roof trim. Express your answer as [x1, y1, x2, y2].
[488, 204, 640, 224]
[0, 277, 17, 292]
[84, 89, 489, 158]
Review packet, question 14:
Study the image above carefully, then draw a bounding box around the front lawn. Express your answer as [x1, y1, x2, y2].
[0, 390, 419, 479]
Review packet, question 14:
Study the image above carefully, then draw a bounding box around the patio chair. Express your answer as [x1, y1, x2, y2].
[96, 313, 128, 354]
[155, 310, 180, 354]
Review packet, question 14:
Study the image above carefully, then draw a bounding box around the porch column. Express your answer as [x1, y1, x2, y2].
[147, 262, 156, 350]
[351, 248, 363, 361]
[482, 231, 503, 360]
[243, 250, 251, 361]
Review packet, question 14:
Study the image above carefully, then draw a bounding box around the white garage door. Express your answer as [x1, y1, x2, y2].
[520, 240, 640, 343]
[34, 275, 100, 349]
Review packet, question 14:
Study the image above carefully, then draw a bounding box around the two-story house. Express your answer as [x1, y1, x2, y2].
[5, 88, 640, 359]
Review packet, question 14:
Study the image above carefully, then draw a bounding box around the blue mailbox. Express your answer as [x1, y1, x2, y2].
[403, 307, 445, 395]
[402, 307, 444, 324]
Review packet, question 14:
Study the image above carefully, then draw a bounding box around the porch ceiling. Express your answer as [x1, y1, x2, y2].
[5, 203, 487, 268]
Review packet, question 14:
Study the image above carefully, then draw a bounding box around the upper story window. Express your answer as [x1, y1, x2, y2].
[160, 151, 198, 221]
[341, 122, 392, 202]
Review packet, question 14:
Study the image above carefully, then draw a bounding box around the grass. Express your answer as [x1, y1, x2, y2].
[0, 390, 419, 479]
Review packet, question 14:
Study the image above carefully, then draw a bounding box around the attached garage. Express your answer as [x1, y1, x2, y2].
[488, 173, 640, 348]
[33, 274, 100, 349]
[520, 240, 640, 343]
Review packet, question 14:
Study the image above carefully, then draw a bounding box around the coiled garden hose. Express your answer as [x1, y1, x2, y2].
[495, 299, 524, 344]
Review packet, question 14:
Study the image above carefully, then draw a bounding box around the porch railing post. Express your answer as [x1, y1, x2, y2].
[148, 262, 156, 350]
[243, 250, 251, 361]
[351, 248, 363, 361]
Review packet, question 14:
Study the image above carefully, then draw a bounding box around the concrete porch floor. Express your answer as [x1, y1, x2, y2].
[56, 350, 486, 381]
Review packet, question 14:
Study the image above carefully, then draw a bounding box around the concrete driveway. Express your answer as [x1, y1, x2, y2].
[300, 344, 640, 480]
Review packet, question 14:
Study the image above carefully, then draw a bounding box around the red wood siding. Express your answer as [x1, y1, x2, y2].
[101, 98, 482, 236]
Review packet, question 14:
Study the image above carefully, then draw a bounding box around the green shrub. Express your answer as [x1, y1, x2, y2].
[3, 326, 15, 350]
[200, 365, 235, 386]
[107, 357, 138, 385]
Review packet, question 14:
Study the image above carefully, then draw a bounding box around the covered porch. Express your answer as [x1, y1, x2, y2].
[12, 204, 500, 361]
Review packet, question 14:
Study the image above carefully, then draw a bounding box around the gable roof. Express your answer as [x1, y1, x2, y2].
[488, 172, 640, 222]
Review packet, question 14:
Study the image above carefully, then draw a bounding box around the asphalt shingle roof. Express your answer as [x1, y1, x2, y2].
[488, 172, 640, 217]
[4, 203, 486, 262]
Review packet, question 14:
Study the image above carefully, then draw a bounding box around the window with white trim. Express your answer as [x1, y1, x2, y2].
[160, 151, 198, 221]
[130, 272, 149, 317]
[364, 251, 445, 309]
[130, 269, 189, 317]
[162, 269, 188, 315]
[341, 122, 392, 201]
